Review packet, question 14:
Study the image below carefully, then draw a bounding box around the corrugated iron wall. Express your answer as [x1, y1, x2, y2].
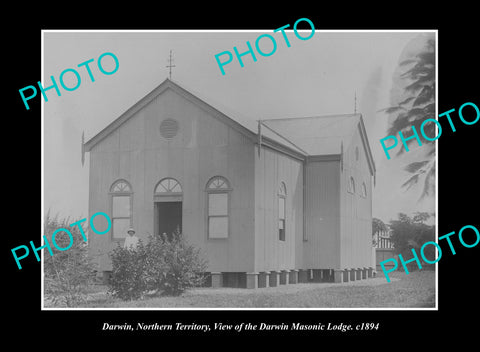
[254, 146, 304, 272]
[339, 125, 373, 269]
[305, 160, 341, 269]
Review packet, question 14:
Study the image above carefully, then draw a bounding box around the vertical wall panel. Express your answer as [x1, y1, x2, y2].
[254, 147, 303, 272]
[304, 161, 340, 269]
[339, 125, 373, 269]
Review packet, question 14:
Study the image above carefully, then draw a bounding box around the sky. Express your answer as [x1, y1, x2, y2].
[42, 30, 436, 224]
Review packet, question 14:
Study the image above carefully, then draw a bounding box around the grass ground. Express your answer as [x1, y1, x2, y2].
[52, 270, 435, 309]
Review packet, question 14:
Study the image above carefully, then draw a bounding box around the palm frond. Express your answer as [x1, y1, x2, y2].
[387, 113, 411, 135]
[423, 102, 435, 115]
[405, 77, 434, 92]
[404, 160, 429, 173]
[378, 105, 405, 114]
[401, 62, 434, 79]
[419, 163, 436, 201]
[401, 174, 420, 191]
[416, 52, 435, 65]
[385, 37, 437, 201]
[413, 85, 434, 107]
[400, 58, 417, 66]
[398, 96, 416, 106]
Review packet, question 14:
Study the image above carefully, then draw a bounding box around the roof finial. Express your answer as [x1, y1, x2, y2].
[166, 49, 176, 80]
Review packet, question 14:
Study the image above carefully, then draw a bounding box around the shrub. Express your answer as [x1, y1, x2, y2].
[108, 230, 208, 300]
[108, 241, 148, 300]
[155, 230, 208, 296]
[43, 213, 97, 307]
[142, 233, 167, 291]
[389, 212, 435, 272]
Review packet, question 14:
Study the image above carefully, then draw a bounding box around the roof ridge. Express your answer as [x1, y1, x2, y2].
[260, 113, 361, 122]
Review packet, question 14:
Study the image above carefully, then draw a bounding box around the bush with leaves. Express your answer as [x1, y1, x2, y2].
[108, 241, 149, 300]
[43, 213, 97, 307]
[108, 230, 208, 300]
[155, 230, 208, 296]
[389, 212, 435, 272]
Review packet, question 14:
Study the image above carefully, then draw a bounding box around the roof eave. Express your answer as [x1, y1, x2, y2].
[357, 114, 376, 176]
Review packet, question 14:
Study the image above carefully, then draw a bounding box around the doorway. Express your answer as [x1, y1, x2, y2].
[154, 201, 182, 240]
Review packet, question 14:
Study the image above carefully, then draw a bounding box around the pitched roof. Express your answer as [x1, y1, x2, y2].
[260, 114, 376, 176]
[83, 78, 375, 176]
[260, 114, 360, 155]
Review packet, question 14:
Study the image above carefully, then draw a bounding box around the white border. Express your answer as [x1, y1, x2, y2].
[41, 29, 439, 311]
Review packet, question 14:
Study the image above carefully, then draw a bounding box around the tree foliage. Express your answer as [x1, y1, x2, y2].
[43, 213, 97, 307]
[383, 37, 436, 200]
[389, 212, 435, 271]
[154, 231, 208, 296]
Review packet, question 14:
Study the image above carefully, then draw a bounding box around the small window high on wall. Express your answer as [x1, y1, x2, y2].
[278, 182, 287, 241]
[206, 176, 231, 239]
[361, 182, 367, 198]
[110, 179, 133, 240]
[348, 176, 356, 194]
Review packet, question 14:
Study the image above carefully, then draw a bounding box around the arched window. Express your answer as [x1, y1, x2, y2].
[110, 179, 133, 240]
[348, 176, 356, 194]
[278, 182, 287, 241]
[155, 177, 182, 194]
[361, 182, 367, 198]
[206, 176, 231, 239]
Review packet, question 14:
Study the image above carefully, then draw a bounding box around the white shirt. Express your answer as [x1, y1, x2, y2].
[123, 235, 139, 250]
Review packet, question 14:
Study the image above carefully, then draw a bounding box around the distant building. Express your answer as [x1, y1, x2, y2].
[373, 225, 397, 271]
[83, 78, 376, 288]
[374, 227, 394, 249]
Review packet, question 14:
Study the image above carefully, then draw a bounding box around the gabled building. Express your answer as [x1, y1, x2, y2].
[83, 78, 376, 288]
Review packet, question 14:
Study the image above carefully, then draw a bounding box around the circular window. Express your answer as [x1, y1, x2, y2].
[159, 118, 179, 139]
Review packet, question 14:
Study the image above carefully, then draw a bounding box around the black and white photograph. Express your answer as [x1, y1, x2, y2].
[7, 10, 479, 340]
[41, 29, 436, 309]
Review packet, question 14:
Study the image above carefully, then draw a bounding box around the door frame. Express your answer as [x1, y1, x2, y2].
[153, 195, 183, 237]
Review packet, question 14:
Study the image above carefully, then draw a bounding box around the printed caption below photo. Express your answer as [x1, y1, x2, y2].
[103, 322, 380, 333]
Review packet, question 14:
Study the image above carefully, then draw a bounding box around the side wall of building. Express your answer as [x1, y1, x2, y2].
[304, 159, 341, 269]
[339, 125, 373, 269]
[253, 146, 304, 272]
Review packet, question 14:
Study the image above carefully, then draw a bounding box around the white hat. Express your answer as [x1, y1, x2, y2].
[127, 227, 136, 234]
